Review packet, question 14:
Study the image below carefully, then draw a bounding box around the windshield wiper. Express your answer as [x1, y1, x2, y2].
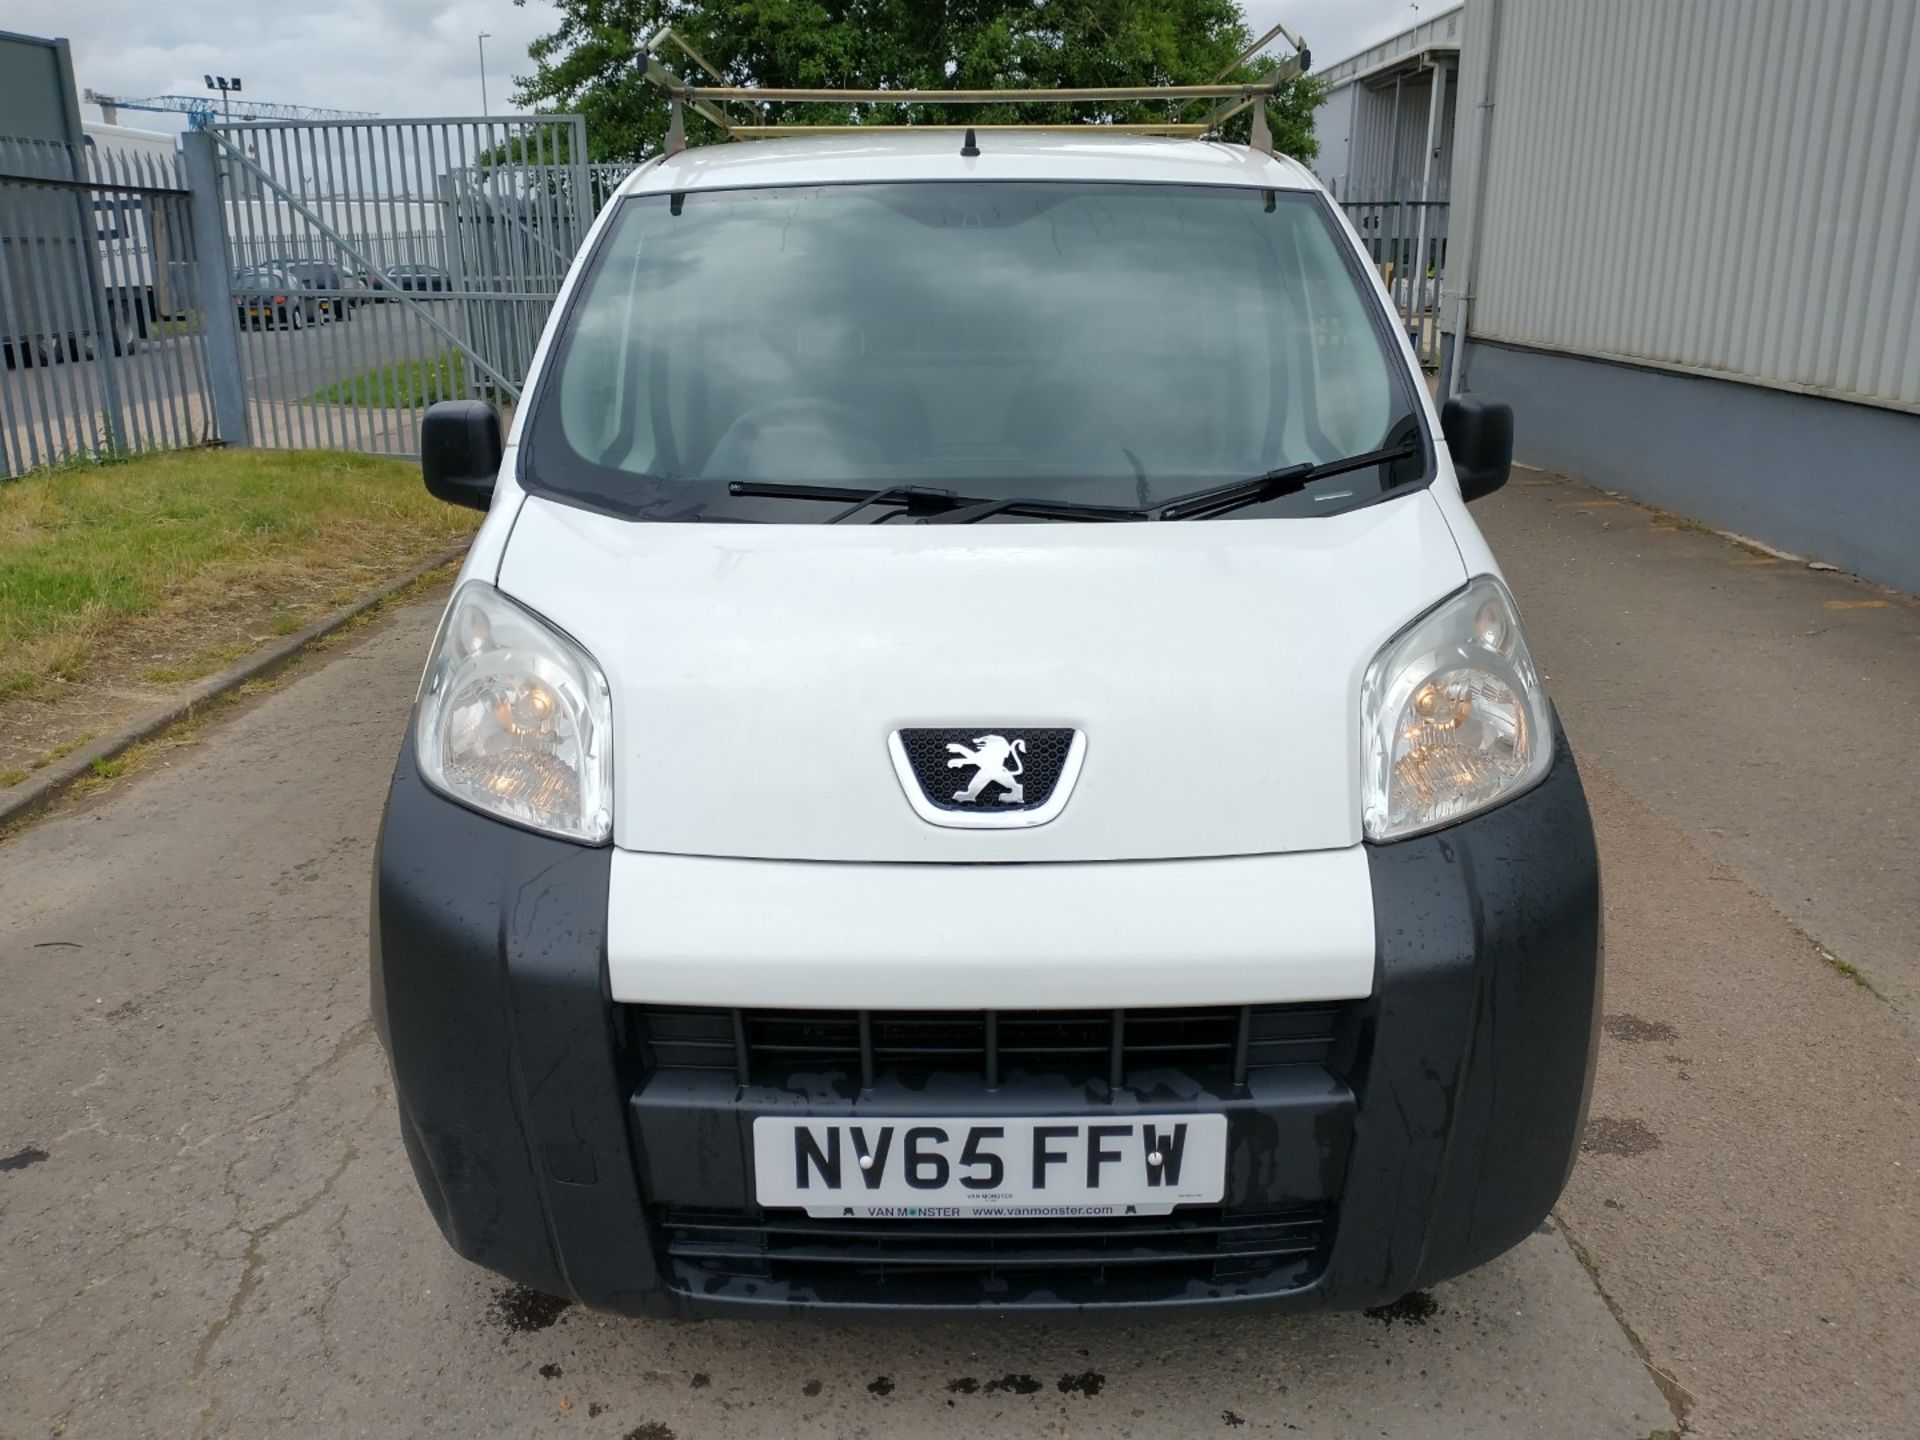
[920, 495, 1149, 525]
[1153, 442, 1421, 521]
[726, 480, 982, 522]
[728, 480, 1147, 525]
[727, 446, 1415, 527]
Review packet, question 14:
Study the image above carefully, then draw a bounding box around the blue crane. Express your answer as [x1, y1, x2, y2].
[83, 90, 376, 130]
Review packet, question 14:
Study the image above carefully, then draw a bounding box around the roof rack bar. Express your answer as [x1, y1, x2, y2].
[729, 122, 1213, 139]
[670, 82, 1282, 104]
[1198, 49, 1309, 138]
[1213, 23, 1292, 82]
[655, 24, 726, 83]
[636, 22, 1309, 149]
[641, 52, 735, 138]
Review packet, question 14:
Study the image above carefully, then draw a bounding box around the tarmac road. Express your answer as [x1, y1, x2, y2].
[2, 468, 1916, 1438]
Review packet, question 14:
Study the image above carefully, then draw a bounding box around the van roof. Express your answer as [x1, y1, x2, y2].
[621, 130, 1323, 197]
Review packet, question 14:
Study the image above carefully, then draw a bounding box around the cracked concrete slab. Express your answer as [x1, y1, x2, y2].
[0, 594, 1674, 1439]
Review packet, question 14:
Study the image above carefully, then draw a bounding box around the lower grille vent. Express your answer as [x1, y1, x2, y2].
[630, 1003, 1343, 1087]
[661, 1204, 1329, 1299]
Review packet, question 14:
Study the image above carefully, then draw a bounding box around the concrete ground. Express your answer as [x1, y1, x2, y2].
[2, 468, 1916, 1438]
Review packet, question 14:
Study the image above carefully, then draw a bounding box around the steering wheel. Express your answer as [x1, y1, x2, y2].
[706, 396, 892, 477]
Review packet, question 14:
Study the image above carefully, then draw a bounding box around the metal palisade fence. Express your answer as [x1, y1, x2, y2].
[1339, 193, 1449, 367]
[205, 115, 593, 457]
[1, 114, 607, 478]
[1, 136, 217, 475]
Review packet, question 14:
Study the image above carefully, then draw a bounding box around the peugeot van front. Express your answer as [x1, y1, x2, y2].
[371, 130, 1600, 1317]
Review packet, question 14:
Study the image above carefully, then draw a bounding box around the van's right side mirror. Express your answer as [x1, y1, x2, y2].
[421, 400, 503, 511]
[1440, 396, 1514, 502]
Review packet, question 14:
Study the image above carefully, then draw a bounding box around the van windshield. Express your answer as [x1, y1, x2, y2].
[523, 181, 1428, 523]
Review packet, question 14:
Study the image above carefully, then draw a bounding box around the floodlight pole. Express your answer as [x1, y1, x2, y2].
[204, 74, 242, 126]
[478, 32, 492, 116]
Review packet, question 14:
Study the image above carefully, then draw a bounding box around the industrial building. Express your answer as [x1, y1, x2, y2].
[1441, 0, 1920, 591]
[1307, 7, 1464, 368]
[1309, 5, 1462, 204]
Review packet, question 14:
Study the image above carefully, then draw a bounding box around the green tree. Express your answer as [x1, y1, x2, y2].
[511, 1, 1324, 163]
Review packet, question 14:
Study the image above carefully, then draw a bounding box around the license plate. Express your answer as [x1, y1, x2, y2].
[752, 1114, 1227, 1218]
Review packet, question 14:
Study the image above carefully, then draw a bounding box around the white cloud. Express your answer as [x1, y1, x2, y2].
[10, 0, 562, 133]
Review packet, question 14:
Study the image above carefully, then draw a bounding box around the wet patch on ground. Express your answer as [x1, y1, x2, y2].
[1057, 1370, 1106, 1396]
[485, 1284, 571, 1336]
[621, 1424, 676, 1440]
[866, 1375, 895, 1396]
[0, 1145, 50, 1172]
[1364, 1290, 1439, 1326]
[1603, 1013, 1679, 1043]
[1222, 1410, 1247, 1427]
[802, 1379, 822, 1397]
[689, 1372, 710, 1389]
[1583, 1116, 1662, 1156]
[537, 1363, 562, 1379]
[985, 1374, 1044, 1395]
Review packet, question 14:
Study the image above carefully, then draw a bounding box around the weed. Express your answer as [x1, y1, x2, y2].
[139, 641, 252, 687]
[31, 732, 95, 770]
[1817, 947, 1875, 992]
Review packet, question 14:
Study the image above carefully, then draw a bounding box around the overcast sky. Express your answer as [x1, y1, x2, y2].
[12, 0, 1433, 135]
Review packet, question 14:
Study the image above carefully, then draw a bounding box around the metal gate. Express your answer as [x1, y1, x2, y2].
[207, 115, 591, 457]
[1341, 195, 1449, 368]
[1, 136, 217, 476]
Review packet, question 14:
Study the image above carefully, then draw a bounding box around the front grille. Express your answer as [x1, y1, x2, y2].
[896, 727, 1076, 812]
[661, 1204, 1329, 1297]
[629, 1004, 1343, 1087]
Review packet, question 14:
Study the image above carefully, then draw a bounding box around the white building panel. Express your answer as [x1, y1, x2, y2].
[1463, 0, 1920, 412]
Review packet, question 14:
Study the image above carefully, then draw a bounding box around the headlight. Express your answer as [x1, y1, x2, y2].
[415, 581, 613, 843]
[1361, 576, 1551, 841]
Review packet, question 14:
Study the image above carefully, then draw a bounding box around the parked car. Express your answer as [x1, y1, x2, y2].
[382, 263, 451, 293]
[270, 257, 361, 320]
[375, 124, 1592, 1321]
[231, 266, 318, 330]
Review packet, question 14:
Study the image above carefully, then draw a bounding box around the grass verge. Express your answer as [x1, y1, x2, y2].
[0, 447, 474, 778]
[311, 352, 468, 409]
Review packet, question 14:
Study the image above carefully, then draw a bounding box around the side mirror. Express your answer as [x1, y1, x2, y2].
[421, 400, 502, 511]
[1440, 396, 1514, 502]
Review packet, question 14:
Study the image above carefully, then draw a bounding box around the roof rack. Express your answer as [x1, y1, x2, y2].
[638, 23, 1310, 157]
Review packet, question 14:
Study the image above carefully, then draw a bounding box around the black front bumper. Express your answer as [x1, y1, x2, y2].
[371, 729, 1600, 1317]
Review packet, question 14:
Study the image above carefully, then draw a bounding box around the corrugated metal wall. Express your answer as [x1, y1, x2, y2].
[1310, 7, 1463, 199]
[1466, 0, 1920, 412]
[1314, 7, 1464, 89]
[1344, 71, 1456, 200]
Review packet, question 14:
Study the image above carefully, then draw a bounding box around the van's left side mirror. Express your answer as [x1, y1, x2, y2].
[421, 400, 502, 511]
[1440, 396, 1514, 502]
